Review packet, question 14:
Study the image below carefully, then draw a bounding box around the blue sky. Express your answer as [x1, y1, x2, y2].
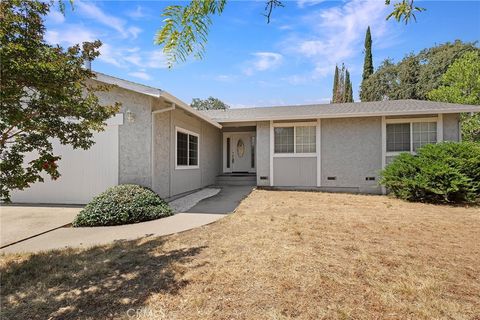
[45, 0, 480, 107]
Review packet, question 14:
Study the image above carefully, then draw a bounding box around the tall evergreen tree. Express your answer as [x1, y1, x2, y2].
[332, 64, 354, 103]
[360, 26, 374, 101]
[337, 63, 346, 103]
[331, 65, 339, 103]
[344, 69, 354, 102]
[362, 26, 374, 81]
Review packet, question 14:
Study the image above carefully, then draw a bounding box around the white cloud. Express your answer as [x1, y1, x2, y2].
[297, 0, 326, 8]
[128, 71, 152, 81]
[45, 26, 96, 46]
[215, 74, 236, 82]
[76, 1, 141, 39]
[284, 0, 393, 79]
[244, 52, 283, 75]
[47, 9, 65, 24]
[98, 43, 123, 67]
[145, 51, 168, 69]
[126, 6, 147, 19]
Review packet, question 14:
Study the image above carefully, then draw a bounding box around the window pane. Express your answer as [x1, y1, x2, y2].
[188, 134, 198, 166]
[295, 126, 316, 153]
[386, 123, 410, 152]
[177, 132, 188, 166]
[274, 127, 294, 153]
[412, 122, 437, 151]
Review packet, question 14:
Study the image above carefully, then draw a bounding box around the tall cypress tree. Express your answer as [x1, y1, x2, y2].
[337, 63, 346, 103]
[362, 26, 373, 81]
[331, 65, 339, 103]
[344, 69, 354, 102]
[360, 26, 373, 101]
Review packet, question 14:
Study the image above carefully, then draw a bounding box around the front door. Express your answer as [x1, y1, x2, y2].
[231, 134, 254, 172]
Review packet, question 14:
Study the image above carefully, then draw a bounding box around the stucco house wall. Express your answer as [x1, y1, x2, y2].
[95, 85, 153, 188]
[152, 108, 222, 198]
[97, 84, 222, 199]
[443, 113, 461, 141]
[321, 117, 382, 194]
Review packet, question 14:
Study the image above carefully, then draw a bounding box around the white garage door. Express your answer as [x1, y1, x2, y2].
[11, 115, 122, 204]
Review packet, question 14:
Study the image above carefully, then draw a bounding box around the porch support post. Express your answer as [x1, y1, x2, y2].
[269, 120, 274, 186]
[316, 118, 321, 187]
[381, 116, 387, 195]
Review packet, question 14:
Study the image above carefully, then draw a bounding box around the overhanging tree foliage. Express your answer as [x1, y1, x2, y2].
[191, 96, 230, 110]
[156, 0, 426, 67]
[0, 0, 119, 201]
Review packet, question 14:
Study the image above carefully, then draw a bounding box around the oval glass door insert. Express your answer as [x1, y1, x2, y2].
[237, 139, 245, 158]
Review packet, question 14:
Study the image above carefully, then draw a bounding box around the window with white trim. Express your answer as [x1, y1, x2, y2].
[386, 121, 437, 153]
[274, 127, 294, 153]
[296, 126, 316, 153]
[176, 128, 199, 168]
[386, 123, 410, 152]
[412, 122, 437, 151]
[274, 125, 316, 154]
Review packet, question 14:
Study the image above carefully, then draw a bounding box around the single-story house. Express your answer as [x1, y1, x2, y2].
[11, 72, 480, 204]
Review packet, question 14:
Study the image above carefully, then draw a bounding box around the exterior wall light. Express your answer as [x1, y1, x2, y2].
[126, 109, 135, 123]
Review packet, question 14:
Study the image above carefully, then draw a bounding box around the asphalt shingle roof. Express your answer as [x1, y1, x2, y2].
[200, 100, 480, 123]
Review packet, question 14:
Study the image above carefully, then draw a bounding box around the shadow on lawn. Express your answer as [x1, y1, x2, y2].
[1, 238, 205, 320]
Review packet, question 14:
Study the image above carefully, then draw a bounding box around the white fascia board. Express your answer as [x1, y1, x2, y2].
[214, 108, 480, 123]
[93, 72, 162, 98]
[160, 91, 222, 129]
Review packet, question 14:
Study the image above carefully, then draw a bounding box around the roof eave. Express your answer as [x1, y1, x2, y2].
[212, 108, 480, 123]
[92, 72, 162, 98]
[160, 91, 222, 129]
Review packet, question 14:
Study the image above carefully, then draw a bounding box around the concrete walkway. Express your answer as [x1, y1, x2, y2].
[187, 185, 254, 214]
[1, 186, 253, 254]
[0, 212, 224, 253]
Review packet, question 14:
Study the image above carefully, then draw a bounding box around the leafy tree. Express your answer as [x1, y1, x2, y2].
[361, 41, 479, 102]
[428, 51, 480, 141]
[0, 0, 119, 201]
[191, 96, 229, 110]
[156, 0, 426, 67]
[396, 54, 421, 99]
[360, 59, 398, 101]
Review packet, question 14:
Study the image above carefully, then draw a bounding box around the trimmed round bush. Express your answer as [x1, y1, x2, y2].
[380, 141, 480, 204]
[73, 184, 173, 227]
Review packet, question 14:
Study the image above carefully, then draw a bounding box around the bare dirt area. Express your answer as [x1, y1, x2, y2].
[1, 190, 479, 320]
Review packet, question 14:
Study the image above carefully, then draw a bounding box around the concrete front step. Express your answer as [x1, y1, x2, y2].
[216, 174, 257, 186]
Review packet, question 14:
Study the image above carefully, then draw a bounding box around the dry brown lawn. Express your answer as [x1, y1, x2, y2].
[1, 190, 479, 320]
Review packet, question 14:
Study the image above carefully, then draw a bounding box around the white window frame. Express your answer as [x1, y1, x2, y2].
[175, 126, 200, 170]
[384, 116, 443, 158]
[273, 122, 317, 157]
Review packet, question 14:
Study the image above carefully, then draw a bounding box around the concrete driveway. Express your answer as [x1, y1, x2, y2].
[0, 206, 81, 248]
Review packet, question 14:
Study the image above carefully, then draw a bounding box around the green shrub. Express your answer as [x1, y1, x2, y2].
[380, 141, 480, 204]
[73, 184, 173, 227]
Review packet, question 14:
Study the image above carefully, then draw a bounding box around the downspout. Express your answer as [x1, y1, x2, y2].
[151, 103, 176, 195]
